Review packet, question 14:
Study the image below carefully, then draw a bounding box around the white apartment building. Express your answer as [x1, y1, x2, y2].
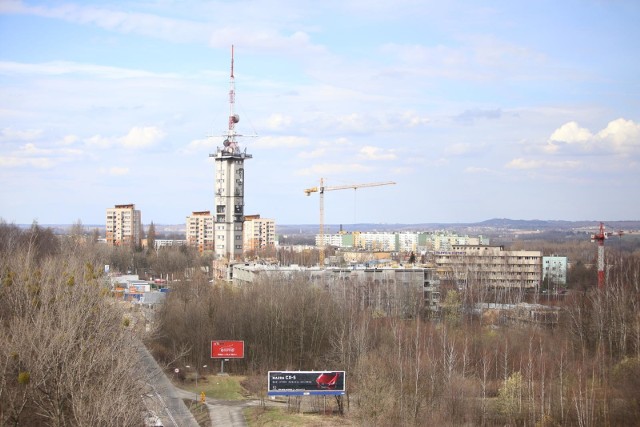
[186, 211, 214, 253]
[243, 215, 276, 252]
[434, 245, 542, 289]
[315, 231, 489, 253]
[105, 204, 142, 247]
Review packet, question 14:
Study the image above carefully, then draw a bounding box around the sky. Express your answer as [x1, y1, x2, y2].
[1, 0, 639, 227]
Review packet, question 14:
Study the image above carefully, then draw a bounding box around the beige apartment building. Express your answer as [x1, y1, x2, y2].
[106, 204, 142, 247]
[186, 211, 214, 253]
[243, 215, 276, 252]
[434, 245, 542, 289]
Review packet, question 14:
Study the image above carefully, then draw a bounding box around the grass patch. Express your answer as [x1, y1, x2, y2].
[183, 399, 211, 427]
[244, 406, 352, 427]
[177, 374, 248, 400]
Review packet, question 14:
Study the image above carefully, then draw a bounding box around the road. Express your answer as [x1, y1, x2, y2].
[173, 387, 257, 427]
[137, 343, 200, 427]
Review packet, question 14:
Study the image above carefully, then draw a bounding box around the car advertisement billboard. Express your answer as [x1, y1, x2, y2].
[267, 371, 346, 396]
[211, 340, 245, 359]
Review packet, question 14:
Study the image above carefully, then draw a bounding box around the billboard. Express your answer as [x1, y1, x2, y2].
[268, 371, 346, 396]
[211, 340, 245, 359]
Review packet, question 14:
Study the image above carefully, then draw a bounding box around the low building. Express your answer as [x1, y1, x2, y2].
[434, 245, 542, 289]
[230, 263, 440, 317]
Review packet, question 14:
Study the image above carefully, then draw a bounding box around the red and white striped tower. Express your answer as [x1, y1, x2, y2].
[591, 222, 607, 289]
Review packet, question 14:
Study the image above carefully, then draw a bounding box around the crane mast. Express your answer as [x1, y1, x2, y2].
[304, 179, 396, 266]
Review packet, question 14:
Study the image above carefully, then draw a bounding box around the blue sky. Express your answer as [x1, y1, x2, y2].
[1, 0, 639, 226]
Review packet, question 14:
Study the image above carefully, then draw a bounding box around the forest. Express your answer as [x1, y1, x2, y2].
[1, 221, 639, 426]
[151, 251, 640, 426]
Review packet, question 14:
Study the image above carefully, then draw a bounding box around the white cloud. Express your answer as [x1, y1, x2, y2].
[295, 162, 372, 176]
[597, 118, 640, 154]
[104, 167, 130, 176]
[506, 158, 582, 170]
[506, 158, 542, 169]
[0, 61, 176, 80]
[359, 145, 397, 160]
[85, 126, 165, 149]
[2, 1, 208, 43]
[444, 143, 482, 156]
[298, 148, 327, 159]
[465, 166, 495, 174]
[550, 121, 592, 144]
[265, 113, 293, 130]
[182, 137, 215, 155]
[254, 135, 309, 149]
[401, 111, 431, 127]
[545, 119, 640, 157]
[0, 127, 43, 142]
[120, 126, 165, 149]
[0, 156, 55, 168]
[208, 27, 323, 55]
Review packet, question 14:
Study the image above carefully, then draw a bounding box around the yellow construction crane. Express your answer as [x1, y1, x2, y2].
[304, 178, 396, 265]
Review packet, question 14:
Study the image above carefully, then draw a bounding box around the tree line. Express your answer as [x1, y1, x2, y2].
[152, 249, 640, 426]
[0, 221, 146, 426]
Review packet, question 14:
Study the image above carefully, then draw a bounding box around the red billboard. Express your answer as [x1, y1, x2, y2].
[211, 340, 245, 359]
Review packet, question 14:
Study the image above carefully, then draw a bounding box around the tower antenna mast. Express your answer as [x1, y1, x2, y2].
[225, 45, 240, 153]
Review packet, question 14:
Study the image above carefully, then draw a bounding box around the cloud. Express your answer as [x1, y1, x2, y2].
[546, 118, 640, 156]
[209, 27, 324, 55]
[359, 146, 397, 160]
[455, 108, 502, 123]
[0, 135, 84, 169]
[253, 135, 309, 149]
[550, 121, 592, 144]
[401, 111, 431, 127]
[444, 142, 484, 156]
[265, 113, 293, 130]
[120, 126, 165, 149]
[464, 166, 495, 174]
[0, 61, 176, 80]
[0, 156, 55, 168]
[298, 148, 327, 159]
[102, 166, 130, 176]
[85, 126, 165, 149]
[597, 118, 640, 155]
[506, 158, 542, 170]
[506, 158, 582, 170]
[182, 137, 215, 155]
[0, 127, 43, 142]
[1, 0, 208, 43]
[295, 162, 373, 176]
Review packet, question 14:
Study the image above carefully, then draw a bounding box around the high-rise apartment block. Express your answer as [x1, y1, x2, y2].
[106, 204, 142, 247]
[186, 211, 214, 253]
[243, 215, 276, 252]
